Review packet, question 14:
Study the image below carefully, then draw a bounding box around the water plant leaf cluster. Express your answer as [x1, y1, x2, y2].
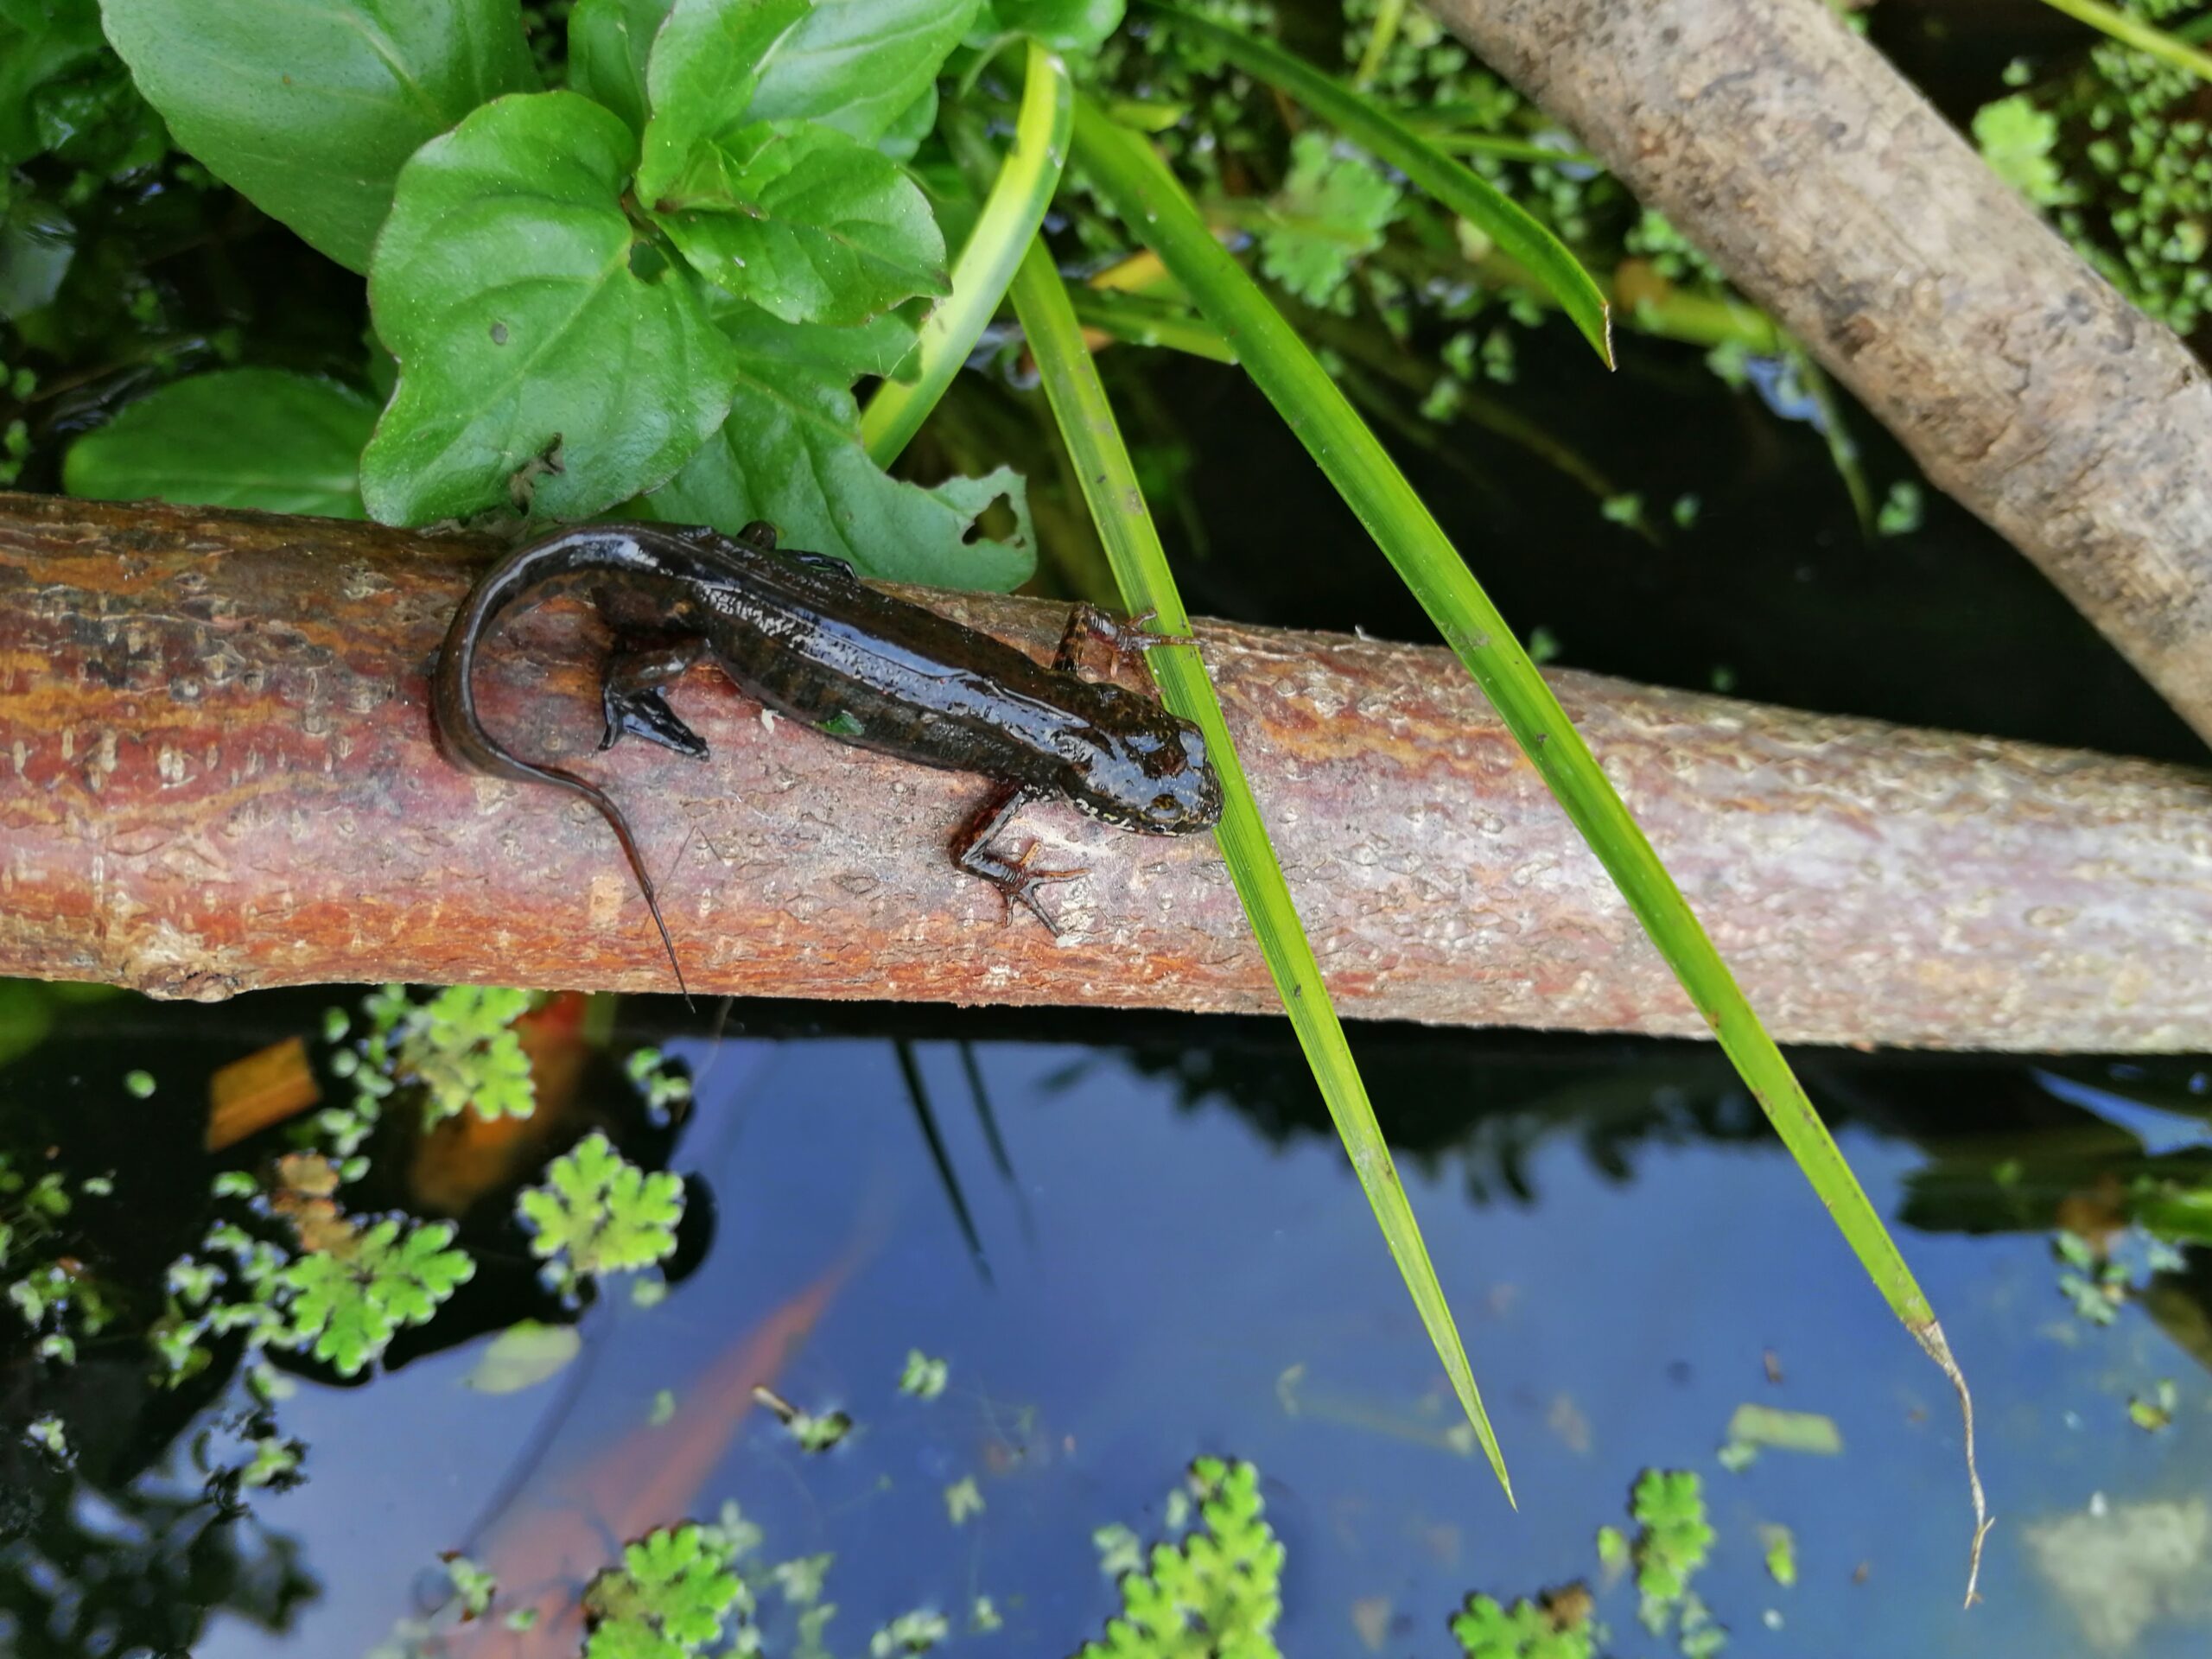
[583, 1522, 749, 1659]
[2, 1147, 118, 1365]
[1076, 1456, 1283, 1659]
[1974, 0, 2212, 335]
[518, 1128, 688, 1294]
[163, 1205, 475, 1381]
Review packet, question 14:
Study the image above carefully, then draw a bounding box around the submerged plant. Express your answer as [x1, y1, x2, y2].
[1075, 1457, 1283, 1659]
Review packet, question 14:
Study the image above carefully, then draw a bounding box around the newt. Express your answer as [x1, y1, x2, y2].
[433, 519, 1224, 991]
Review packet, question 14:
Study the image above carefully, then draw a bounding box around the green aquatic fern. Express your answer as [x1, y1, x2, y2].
[279, 1217, 475, 1376]
[1076, 1458, 1283, 1659]
[1629, 1470, 1717, 1639]
[395, 986, 537, 1127]
[1448, 1594, 1593, 1659]
[1256, 130, 1402, 310]
[518, 1131, 685, 1291]
[583, 1523, 748, 1659]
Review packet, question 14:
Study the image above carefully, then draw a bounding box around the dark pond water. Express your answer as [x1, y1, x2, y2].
[3, 991, 2208, 1658]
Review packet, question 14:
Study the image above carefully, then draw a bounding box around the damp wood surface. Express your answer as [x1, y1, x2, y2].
[3, 492, 2210, 1052]
[1430, 0, 2212, 750]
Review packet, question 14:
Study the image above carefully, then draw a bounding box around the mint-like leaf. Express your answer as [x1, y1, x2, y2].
[64, 370, 376, 518]
[568, 0, 674, 137]
[747, 0, 982, 146]
[635, 0, 810, 202]
[360, 91, 738, 524]
[99, 0, 539, 272]
[970, 0, 1125, 54]
[652, 121, 946, 325]
[645, 307, 1031, 588]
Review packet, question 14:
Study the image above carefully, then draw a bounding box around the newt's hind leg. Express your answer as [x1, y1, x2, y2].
[1056, 603, 1197, 677]
[599, 639, 712, 758]
[951, 779, 1084, 935]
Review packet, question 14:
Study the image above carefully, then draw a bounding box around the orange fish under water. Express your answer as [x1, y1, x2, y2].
[426, 1252, 855, 1656]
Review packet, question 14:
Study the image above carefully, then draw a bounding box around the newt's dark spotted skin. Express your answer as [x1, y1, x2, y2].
[434, 519, 1223, 991]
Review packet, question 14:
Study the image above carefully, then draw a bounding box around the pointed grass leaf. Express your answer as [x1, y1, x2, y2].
[97, 0, 540, 273]
[651, 120, 948, 324]
[645, 308, 1033, 588]
[1069, 96, 1987, 1581]
[1006, 235, 1511, 1497]
[63, 369, 376, 518]
[634, 0, 810, 201]
[359, 92, 740, 525]
[746, 0, 982, 143]
[569, 0, 675, 136]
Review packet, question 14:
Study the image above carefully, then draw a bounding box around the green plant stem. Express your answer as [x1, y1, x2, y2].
[1140, 0, 1612, 365]
[1007, 232, 1514, 1501]
[1068, 92, 1986, 1596]
[1067, 288, 1238, 361]
[1352, 0, 1408, 88]
[861, 41, 1072, 466]
[2032, 0, 2212, 81]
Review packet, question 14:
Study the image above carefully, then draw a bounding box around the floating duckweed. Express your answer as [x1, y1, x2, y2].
[899, 1348, 949, 1399]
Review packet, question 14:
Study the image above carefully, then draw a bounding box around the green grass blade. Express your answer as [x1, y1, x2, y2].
[2032, 0, 2212, 81]
[861, 41, 1073, 467]
[1006, 232, 1515, 1503]
[1140, 0, 1612, 367]
[1068, 93, 1988, 1596]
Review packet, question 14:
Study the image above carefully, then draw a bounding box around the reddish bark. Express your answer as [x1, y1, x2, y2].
[3, 493, 2209, 1051]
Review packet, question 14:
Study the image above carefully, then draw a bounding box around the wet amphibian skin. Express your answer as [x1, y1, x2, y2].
[434, 520, 1224, 986]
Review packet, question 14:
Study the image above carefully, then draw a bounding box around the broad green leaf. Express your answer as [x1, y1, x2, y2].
[98, 0, 539, 273]
[568, 0, 671, 136]
[874, 81, 938, 162]
[652, 120, 947, 324]
[747, 0, 982, 144]
[971, 0, 1124, 54]
[645, 308, 1032, 589]
[360, 92, 739, 525]
[635, 0, 810, 202]
[63, 369, 376, 517]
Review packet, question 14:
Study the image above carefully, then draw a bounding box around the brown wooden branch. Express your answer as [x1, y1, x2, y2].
[3, 493, 2210, 1051]
[1428, 0, 2212, 750]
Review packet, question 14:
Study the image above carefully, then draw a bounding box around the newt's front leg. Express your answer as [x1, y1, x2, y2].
[951, 778, 1084, 935]
[599, 639, 713, 758]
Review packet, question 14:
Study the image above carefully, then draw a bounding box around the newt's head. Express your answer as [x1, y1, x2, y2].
[1058, 702, 1224, 836]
